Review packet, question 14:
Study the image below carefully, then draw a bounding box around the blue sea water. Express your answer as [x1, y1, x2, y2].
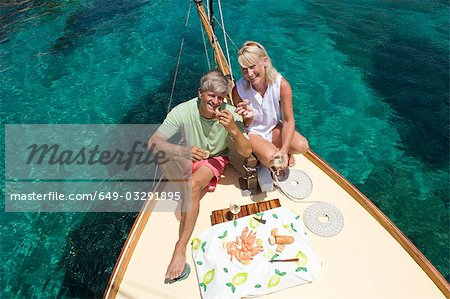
[1, 0, 448, 297]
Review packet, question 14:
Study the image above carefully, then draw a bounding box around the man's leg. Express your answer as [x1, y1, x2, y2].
[158, 156, 192, 221]
[165, 166, 214, 280]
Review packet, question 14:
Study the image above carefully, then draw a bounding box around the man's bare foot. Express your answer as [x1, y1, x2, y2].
[165, 248, 187, 280]
[288, 154, 296, 167]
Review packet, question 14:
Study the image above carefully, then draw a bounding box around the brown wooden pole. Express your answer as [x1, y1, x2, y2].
[194, 0, 235, 105]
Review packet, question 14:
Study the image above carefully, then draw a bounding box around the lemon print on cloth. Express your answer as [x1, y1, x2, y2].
[296, 251, 308, 267]
[268, 269, 286, 288]
[263, 248, 276, 260]
[283, 223, 298, 234]
[268, 275, 281, 288]
[295, 250, 308, 272]
[199, 268, 215, 292]
[226, 272, 248, 293]
[282, 224, 292, 233]
[204, 269, 215, 284]
[232, 272, 248, 285]
[249, 217, 261, 229]
[192, 238, 201, 250]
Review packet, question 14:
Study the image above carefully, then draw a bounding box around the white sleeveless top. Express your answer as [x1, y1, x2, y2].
[236, 74, 282, 142]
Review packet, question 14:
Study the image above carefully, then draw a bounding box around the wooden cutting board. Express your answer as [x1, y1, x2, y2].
[210, 199, 280, 225]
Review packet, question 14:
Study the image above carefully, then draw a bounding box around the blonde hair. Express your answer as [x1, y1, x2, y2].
[199, 69, 232, 95]
[237, 41, 279, 85]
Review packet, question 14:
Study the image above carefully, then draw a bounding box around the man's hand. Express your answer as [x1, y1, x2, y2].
[216, 109, 239, 135]
[235, 99, 254, 119]
[191, 146, 209, 161]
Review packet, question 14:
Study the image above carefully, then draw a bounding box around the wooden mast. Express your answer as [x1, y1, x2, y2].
[194, 0, 235, 105]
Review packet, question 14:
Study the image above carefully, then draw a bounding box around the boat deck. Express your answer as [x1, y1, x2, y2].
[106, 152, 447, 299]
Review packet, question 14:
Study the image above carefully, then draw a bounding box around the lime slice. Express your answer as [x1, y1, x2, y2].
[192, 238, 201, 250]
[267, 275, 281, 288]
[296, 251, 308, 267]
[249, 217, 260, 229]
[203, 269, 215, 285]
[232, 272, 248, 286]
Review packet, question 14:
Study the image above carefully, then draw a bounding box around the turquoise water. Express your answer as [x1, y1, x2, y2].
[1, 0, 448, 297]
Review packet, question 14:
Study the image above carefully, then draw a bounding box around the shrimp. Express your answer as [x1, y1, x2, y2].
[235, 250, 252, 262]
[226, 242, 238, 257]
[250, 246, 264, 256]
[226, 226, 264, 264]
[240, 227, 249, 240]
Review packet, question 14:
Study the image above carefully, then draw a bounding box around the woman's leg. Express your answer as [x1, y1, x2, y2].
[271, 123, 309, 166]
[248, 133, 278, 168]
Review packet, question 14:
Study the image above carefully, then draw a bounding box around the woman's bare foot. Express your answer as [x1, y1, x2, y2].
[165, 247, 187, 280]
[288, 154, 296, 167]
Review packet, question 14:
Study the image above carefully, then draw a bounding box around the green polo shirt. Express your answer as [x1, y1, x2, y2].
[157, 98, 245, 157]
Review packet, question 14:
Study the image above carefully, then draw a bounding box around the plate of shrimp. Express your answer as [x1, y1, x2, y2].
[222, 226, 265, 265]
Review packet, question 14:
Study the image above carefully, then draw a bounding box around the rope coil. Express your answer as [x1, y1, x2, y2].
[303, 202, 344, 237]
[272, 168, 313, 201]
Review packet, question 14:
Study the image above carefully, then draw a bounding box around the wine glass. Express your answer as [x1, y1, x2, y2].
[229, 200, 241, 220]
[273, 152, 285, 177]
[273, 155, 285, 168]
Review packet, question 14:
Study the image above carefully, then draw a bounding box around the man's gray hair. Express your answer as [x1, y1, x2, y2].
[199, 70, 232, 95]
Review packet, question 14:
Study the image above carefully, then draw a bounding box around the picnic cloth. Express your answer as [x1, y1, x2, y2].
[192, 207, 321, 299]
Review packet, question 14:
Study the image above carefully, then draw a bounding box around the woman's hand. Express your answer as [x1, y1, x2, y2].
[235, 99, 254, 119]
[273, 149, 289, 170]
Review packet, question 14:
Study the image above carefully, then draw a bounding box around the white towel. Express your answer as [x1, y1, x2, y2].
[192, 207, 321, 299]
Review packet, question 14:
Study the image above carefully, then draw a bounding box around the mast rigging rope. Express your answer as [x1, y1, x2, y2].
[167, 0, 193, 113]
[157, 1, 193, 188]
[216, 0, 233, 79]
[212, 16, 239, 51]
[200, 20, 212, 70]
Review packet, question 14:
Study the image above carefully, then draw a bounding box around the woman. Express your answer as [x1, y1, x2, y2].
[233, 41, 309, 170]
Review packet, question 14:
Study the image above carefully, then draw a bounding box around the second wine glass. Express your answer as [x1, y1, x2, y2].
[229, 200, 241, 220]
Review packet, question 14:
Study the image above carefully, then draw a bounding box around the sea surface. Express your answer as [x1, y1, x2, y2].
[1, 0, 448, 297]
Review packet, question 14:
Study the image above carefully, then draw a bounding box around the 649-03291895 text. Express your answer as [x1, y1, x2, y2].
[8, 191, 181, 201]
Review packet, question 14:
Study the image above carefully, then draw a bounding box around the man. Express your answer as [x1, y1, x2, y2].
[149, 70, 252, 281]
